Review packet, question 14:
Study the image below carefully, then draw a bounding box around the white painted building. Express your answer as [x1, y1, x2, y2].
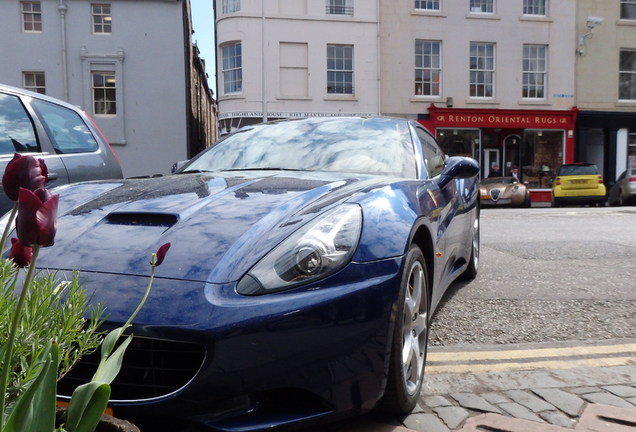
[0, 0, 216, 178]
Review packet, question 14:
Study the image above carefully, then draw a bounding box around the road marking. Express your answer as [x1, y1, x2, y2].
[426, 343, 636, 374]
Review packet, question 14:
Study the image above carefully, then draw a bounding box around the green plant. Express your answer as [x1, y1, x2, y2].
[0, 153, 170, 432]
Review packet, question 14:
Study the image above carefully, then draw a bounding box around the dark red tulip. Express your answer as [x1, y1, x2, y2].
[9, 238, 33, 268]
[154, 243, 171, 266]
[2, 154, 48, 201]
[16, 188, 59, 247]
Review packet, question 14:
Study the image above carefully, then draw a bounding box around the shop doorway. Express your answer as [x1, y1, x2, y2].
[483, 149, 500, 177]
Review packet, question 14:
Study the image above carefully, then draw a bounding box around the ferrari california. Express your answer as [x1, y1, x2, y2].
[9, 117, 480, 431]
[479, 176, 530, 208]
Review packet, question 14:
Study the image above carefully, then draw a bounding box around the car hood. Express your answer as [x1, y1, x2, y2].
[35, 171, 389, 283]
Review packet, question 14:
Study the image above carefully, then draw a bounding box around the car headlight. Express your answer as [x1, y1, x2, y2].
[237, 204, 362, 295]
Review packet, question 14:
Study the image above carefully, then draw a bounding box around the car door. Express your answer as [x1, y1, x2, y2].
[28, 97, 122, 184]
[0, 91, 69, 214]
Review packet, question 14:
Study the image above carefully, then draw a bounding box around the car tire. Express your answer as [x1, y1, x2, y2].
[619, 192, 624, 207]
[551, 198, 560, 208]
[381, 245, 429, 415]
[460, 213, 480, 280]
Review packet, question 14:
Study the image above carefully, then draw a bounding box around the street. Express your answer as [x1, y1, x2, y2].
[430, 205, 636, 346]
[311, 206, 636, 431]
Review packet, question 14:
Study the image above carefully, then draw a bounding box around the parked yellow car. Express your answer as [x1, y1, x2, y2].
[551, 163, 606, 207]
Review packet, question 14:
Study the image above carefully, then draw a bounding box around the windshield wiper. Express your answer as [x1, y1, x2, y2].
[220, 167, 315, 172]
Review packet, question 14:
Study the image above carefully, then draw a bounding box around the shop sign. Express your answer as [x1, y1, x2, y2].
[426, 105, 578, 129]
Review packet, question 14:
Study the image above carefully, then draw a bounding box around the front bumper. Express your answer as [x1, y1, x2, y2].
[57, 258, 403, 431]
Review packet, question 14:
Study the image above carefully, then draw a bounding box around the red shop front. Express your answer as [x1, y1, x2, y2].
[418, 105, 579, 203]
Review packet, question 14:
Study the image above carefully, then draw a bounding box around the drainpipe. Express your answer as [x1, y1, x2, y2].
[376, 0, 381, 115]
[58, 0, 69, 101]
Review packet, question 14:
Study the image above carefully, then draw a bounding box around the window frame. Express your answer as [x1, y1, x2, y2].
[414, 0, 440, 12]
[326, 0, 353, 15]
[523, 0, 547, 16]
[621, 0, 636, 20]
[222, 0, 240, 14]
[22, 72, 46, 94]
[522, 44, 547, 99]
[469, 0, 494, 14]
[222, 42, 243, 95]
[327, 44, 354, 95]
[469, 42, 495, 99]
[619, 49, 636, 101]
[21, 1, 42, 32]
[91, 71, 117, 116]
[92, 4, 112, 34]
[415, 40, 441, 97]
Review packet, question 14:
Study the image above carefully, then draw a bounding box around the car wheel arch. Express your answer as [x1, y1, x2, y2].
[409, 224, 435, 313]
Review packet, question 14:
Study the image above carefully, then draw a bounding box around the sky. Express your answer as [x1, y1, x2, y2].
[191, 1, 217, 94]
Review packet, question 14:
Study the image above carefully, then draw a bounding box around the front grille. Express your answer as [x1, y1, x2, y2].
[57, 336, 206, 400]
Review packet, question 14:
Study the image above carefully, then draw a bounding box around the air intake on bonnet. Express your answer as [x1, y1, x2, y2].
[107, 213, 178, 227]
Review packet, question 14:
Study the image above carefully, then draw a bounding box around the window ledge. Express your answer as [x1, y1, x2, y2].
[466, 13, 500, 20]
[518, 99, 552, 106]
[518, 15, 553, 23]
[412, 10, 447, 18]
[616, 100, 636, 107]
[411, 96, 443, 103]
[617, 19, 636, 26]
[218, 94, 245, 102]
[324, 94, 358, 101]
[465, 98, 499, 105]
[276, 96, 312, 101]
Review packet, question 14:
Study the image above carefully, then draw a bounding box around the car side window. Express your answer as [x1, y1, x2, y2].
[415, 127, 445, 178]
[0, 93, 40, 154]
[31, 99, 99, 154]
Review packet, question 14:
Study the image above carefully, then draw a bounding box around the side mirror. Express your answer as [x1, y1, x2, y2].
[171, 160, 189, 174]
[437, 156, 480, 189]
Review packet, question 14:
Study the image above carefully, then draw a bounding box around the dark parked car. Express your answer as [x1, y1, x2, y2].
[16, 117, 479, 431]
[0, 83, 122, 212]
[608, 168, 636, 206]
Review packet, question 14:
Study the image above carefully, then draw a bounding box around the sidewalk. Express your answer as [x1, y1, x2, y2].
[319, 340, 636, 432]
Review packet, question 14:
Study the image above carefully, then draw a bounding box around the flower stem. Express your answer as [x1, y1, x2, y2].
[0, 245, 40, 427]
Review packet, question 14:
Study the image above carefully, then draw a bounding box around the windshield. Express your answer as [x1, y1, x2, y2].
[558, 164, 599, 176]
[481, 177, 517, 185]
[183, 117, 417, 178]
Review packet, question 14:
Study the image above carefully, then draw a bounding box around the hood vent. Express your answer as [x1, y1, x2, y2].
[107, 212, 178, 227]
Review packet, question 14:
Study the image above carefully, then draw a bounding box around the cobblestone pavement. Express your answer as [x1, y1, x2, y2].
[314, 339, 636, 432]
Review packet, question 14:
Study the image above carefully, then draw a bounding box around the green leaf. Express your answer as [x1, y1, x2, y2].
[64, 382, 111, 432]
[92, 333, 132, 384]
[3, 342, 58, 432]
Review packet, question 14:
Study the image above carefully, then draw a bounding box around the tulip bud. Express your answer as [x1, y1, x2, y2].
[154, 243, 171, 266]
[16, 187, 59, 247]
[9, 238, 33, 268]
[2, 154, 48, 201]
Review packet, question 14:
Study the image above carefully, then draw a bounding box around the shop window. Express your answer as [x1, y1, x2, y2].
[437, 129, 479, 160]
[519, 130, 562, 189]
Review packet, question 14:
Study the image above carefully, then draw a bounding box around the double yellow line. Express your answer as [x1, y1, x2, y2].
[426, 342, 636, 374]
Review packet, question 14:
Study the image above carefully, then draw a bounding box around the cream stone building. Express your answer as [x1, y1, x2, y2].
[215, 0, 633, 200]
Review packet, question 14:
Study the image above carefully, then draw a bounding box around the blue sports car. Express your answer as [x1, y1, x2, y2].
[35, 117, 479, 431]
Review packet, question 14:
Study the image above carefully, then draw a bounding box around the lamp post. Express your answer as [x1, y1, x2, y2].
[262, 0, 268, 123]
